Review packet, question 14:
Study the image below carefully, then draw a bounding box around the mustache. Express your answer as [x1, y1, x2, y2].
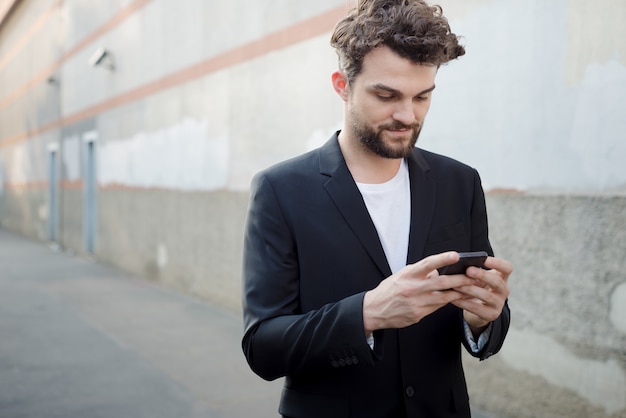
[379, 121, 421, 131]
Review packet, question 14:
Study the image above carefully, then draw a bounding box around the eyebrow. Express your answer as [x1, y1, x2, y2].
[370, 83, 436, 97]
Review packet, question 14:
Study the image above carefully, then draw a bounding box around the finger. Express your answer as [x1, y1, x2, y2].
[424, 288, 470, 307]
[466, 265, 510, 295]
[453, 282, 508, 314]
[453, 299, 501, 323]
[484, 256, 513, 279]
[465, 266, 495, 288]
[453, 283, 489, 300]
[426, 274, 476, 292]
[407, 251, 459, 277]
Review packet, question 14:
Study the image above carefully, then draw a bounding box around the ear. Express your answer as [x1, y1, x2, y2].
[331, 70, 349, 101]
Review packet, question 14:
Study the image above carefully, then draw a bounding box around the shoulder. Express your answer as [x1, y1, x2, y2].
[251, 134, 343, 189]
[253, 148, 319, 186]
[411, 148, 482, 190]
[414, 147, 476, 174]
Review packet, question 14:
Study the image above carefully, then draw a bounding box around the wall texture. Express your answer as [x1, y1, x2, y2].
[1, 1, 624, 416]
[474, 194, 626, 417]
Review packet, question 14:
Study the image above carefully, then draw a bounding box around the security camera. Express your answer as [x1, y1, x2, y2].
[89, 47, 108, 67]
[88, 47, 114, 70]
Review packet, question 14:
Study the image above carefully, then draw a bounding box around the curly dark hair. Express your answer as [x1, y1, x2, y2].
[330, 0, 465, 82]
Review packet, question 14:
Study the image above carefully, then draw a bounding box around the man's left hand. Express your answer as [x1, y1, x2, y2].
[450, 256, 512, 334]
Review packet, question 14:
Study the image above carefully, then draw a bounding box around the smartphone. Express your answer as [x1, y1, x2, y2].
[439, 251, 488, 275]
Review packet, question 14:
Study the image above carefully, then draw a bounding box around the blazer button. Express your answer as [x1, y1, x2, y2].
[405, 386, 415, 398]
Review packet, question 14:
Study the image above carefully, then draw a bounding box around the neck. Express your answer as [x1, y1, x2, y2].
[338, 130, 403, 184]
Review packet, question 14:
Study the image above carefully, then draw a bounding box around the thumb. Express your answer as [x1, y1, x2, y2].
[406, 251, 460, 278]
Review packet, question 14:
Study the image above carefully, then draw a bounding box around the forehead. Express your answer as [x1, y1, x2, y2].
[356, 46, 438, 92]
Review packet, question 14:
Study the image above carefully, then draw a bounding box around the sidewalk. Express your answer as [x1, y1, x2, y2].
[0, 228, 282, 418]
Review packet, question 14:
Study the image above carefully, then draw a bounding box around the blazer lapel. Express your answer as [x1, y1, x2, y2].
[319, 135, 392, 278]
[406, 148, 436, 264]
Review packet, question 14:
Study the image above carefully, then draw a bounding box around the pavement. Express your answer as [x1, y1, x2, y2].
[0, 227, 494, 418]
[0, 228, 282, 418]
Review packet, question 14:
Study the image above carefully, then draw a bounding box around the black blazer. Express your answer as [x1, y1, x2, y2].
[242, 133, 510, 418]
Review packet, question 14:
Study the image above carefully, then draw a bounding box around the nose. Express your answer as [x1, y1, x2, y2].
[392, 100, 417, 126]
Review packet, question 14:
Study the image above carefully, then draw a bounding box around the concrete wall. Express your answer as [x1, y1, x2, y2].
[0, 1, 625, 417]
[470, 194, 626, 417]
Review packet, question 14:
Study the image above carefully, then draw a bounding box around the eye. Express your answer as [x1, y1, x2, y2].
[377, 94, 395, 101]
[415, 95, 429, 102]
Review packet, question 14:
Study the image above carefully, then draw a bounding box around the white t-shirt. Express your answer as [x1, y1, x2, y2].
[356, 159, 410, 274]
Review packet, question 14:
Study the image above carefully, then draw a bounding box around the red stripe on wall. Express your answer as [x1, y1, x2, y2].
[0, 4, 347, 149]
[1, 180, 84, 190]
[2, 181, 48, 190]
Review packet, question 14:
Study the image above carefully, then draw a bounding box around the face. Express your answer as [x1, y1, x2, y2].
[339, 47, 438, 159]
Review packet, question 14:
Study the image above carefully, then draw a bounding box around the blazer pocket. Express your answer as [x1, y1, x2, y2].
[427, 220, 466, 245]
[423, 221, 471, 256]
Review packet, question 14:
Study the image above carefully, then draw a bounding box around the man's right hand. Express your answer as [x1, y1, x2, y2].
[362, 251, 477, 334]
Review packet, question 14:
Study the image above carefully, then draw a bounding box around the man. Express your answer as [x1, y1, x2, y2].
[242, 1, 512, 417]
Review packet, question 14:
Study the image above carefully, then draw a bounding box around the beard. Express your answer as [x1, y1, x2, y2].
[350, 112, 422, 159]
